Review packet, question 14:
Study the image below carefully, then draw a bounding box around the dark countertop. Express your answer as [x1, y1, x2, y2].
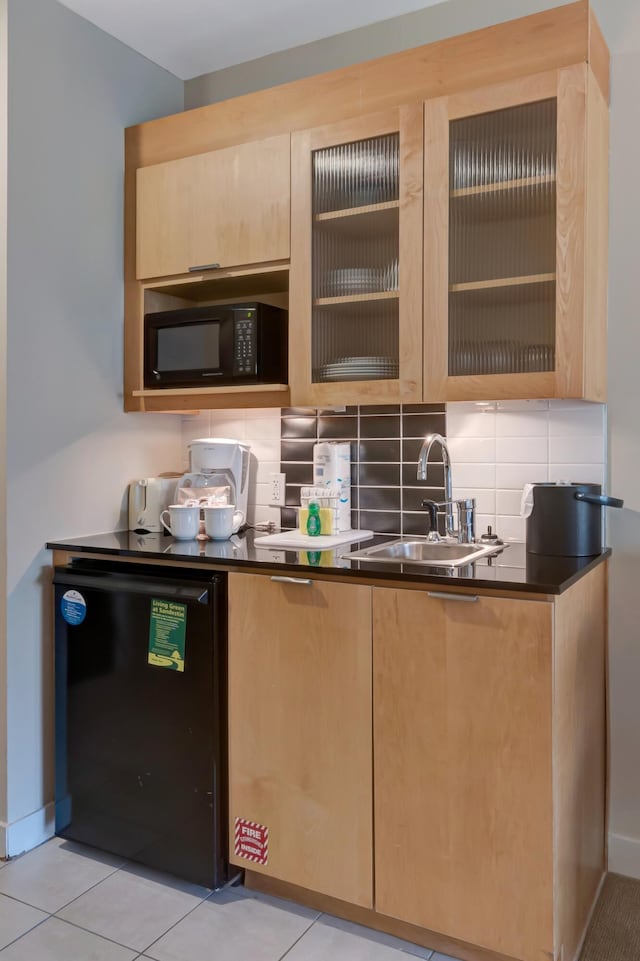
[46, 529, 611, 595]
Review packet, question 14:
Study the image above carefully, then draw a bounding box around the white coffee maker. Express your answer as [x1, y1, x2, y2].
[176, 438, 251, 534]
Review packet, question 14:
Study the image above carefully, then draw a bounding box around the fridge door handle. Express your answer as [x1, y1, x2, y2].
[54, 570, 211, 604]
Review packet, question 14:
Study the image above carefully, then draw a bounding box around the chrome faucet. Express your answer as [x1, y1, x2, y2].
[417, 433, 476, 544]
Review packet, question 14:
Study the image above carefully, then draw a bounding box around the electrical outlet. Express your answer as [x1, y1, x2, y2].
[269, 472, 286, 506]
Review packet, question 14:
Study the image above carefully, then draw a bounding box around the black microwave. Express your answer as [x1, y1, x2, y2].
[144, 302, 287, 389]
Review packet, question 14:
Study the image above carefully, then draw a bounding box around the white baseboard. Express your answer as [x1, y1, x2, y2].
[608, 832, 640, 879]
[0, 803, 55, 859]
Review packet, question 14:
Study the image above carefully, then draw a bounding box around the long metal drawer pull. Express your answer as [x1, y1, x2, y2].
[270, 576, 313, 586]
[188, 262, 221, 272]
[427, 591, 478, 603]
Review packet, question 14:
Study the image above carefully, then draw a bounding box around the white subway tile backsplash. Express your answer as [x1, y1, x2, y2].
[247, 505, 281, 527]
[445, 410, 496, 438]
[243, 407, 282, 420]
[256, 460, 282, 483]
[475, 513, 497, 536]
[548, 404, 605, 436]
[548, 399, 597, 410]
[495, 399, 549, 412]
[211, 416, 250, 440]
[243, 413, 282, 438]
[452, 463, 497, 489]
[496, 463, 548, 490]
[244, 435, 281, 463]
[447, 400, 606, 542]
[498, 515, 527, 542]
[496, 489, 525, 516]
[496, 436, 548, 464]
[549, 435, 605, 464]
[548, 463, 606, 485]
[448, 436, 496, 463]
[452, 487, 496, 514]
[254, 482, 272, 506]
[447, 401, 497, 413]
[495, 411, 549, 438]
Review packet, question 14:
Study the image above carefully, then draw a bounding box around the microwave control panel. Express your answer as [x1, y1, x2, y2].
[233, 312, 256, 376]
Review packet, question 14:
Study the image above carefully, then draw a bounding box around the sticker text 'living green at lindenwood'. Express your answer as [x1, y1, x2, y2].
[148, 598, 186, 672]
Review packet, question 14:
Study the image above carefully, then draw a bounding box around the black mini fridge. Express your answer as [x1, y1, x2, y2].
[54, 559, 229, 889]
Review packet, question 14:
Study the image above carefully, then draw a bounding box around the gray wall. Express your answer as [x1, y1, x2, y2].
[604, 39, 640, 873]
[186, 0, 640, 873]
[0, 0, 7, 833]
[185, 0, 575, 107]
[2, 0, 184, 852]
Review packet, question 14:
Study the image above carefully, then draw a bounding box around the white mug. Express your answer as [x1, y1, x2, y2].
[160, 505, 200, 540]
[204, 504, 243, 541]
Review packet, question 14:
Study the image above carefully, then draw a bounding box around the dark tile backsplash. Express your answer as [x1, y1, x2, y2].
[359, 415, 401, 439]
[280, 404, 446, 536]
[318, 416, 358, 439]
[281, 416, 318, 439]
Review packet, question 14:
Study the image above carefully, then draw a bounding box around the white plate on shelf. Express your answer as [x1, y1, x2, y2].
[315, 355, 399, 381]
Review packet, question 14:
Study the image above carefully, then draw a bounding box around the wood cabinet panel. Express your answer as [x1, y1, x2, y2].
[553, 563, 606, 961]
[290, 106, 423, 406]
[373, 588, 554, 961]
[136, 134, 290, 279]
[228, 573, 373, 907]
[423, 66, 606, 403]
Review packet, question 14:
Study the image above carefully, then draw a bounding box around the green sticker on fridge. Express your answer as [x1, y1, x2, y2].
[148, 598, 186, 672]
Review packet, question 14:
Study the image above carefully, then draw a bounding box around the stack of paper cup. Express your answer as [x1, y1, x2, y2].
[312, 442, 351, 532]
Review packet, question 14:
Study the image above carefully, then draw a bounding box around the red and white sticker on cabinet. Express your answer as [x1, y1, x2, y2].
[234, 817, 269, 865]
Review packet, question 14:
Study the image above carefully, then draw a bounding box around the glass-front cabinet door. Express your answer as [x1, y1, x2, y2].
[290, 107, 423, 406]
[424, 66, 603, 401]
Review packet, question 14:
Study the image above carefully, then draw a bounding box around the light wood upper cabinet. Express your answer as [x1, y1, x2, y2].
[136, 134, 291, 280]
[289, 106, 423, 406]
[424, 65, 607, 402]
[227, 573, 373, 907]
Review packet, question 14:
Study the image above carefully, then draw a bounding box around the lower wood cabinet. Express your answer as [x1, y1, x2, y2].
[227, 573, 373, 906]
[374, 589, 554, 960]
[228, 568, 606, 961]
[373, 573, 606, 961]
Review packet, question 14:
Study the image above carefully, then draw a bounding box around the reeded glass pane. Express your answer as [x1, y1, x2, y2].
[311, 134, 400, 383]
[448, 99, 557, 377]
[313, 208, 399, 300]
[312, 300, 399, 382]
[449, 282, 555, 376]
[313, 134, 399, 214]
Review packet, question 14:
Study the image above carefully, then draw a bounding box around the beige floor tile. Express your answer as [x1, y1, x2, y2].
[0, 894, 48, 950]
[284, 919, 435, 961]
[316, 916, 433, 958]
[145, 887, 317, 961]
[0, 838, 123, 913]
[58, 862, 209, 951]
[0, 917, 137, 961]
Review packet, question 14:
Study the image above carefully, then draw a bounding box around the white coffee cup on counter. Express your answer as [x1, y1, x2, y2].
[160, 505, 200, 540]
[203, 504, 243, 541]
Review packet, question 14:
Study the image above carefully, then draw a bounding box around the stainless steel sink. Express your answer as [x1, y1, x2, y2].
[345, 538, 505, 568]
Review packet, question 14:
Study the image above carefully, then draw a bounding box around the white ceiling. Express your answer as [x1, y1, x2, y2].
[57, 0, 450, 81]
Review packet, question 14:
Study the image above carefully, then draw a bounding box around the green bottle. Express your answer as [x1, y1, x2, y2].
[306, 501, 322, 536]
